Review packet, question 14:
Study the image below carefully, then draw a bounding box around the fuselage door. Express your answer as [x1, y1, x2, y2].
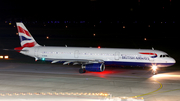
[34, 47, 39, 57]
[115, 52, 120, 60]
[74, 50, 79, 58]
[149, 56, 155, 62]
[149, 56, 154, 61]
[149, 53, 156, 62]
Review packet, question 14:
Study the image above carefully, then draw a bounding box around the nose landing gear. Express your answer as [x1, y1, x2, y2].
[152, 65, 158, 75]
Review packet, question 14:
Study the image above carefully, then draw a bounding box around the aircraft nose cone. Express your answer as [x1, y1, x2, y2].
[171, 58, 176, 63]
[169, 58, 176, 66]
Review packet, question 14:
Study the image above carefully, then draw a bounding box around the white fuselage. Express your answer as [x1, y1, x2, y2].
[20, 46, 176, 68]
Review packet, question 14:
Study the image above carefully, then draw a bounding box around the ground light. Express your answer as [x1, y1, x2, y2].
[4, 56, 9, 59]
[0, 92, 144, 100]
[0, 55, 9, 59]
[0, 56, 3, 59]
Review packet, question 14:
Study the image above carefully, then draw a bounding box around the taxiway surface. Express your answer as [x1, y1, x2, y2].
[0, 62, 180, 101]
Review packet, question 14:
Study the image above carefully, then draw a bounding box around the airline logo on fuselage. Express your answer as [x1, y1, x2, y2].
[121, 52, 157, 60]
[139, 52, 157, 58]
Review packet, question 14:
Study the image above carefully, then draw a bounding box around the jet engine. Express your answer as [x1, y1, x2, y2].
[85, 63, 105, 72]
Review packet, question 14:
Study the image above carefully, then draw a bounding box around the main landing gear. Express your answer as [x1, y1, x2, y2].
[79, 68, 86, 73]
[79, 64, 86, 73]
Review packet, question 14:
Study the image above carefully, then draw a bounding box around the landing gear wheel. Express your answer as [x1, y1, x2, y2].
[79, 68, 86, 73]
[152, 70, 157, 75]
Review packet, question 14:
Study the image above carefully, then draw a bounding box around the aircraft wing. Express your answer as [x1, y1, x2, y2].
[50, 59, 104, 65]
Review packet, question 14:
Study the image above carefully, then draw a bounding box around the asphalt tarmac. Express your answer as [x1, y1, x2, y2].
[0, 62, 180, 101]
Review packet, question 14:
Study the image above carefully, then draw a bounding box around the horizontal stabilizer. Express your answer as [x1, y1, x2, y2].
[3, 49, 28, 52]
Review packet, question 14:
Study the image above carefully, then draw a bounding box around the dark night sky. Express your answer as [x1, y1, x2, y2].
[0, 0, 178, 21]
[0, 0, 179, 63]
[0, 0, 178, 40]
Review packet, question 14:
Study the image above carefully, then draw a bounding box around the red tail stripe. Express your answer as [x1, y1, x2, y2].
[17, 26, 31, 37]
[22, 42, 36, 47]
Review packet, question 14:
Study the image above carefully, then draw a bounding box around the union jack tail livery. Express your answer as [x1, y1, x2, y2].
[16, 22, 40, 47]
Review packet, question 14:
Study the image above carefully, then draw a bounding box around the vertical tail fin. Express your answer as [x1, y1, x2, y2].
[16, 22, 40, 47]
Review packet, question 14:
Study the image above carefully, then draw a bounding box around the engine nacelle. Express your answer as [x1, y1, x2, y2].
[85, 63, 105, 72]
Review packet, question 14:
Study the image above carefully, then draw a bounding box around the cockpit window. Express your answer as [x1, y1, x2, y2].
[166, 55, 169, 57]
[160, 55, 170, 58]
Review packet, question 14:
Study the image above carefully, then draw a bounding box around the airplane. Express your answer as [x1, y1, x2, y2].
[14, 22, 176, 75]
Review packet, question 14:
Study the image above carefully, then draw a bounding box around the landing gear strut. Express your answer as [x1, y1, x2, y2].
[152, 69, 157, 75]
[79, 64, 86, 73]
[152, 65, 158, 75]
[79, 68, 86, 73]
